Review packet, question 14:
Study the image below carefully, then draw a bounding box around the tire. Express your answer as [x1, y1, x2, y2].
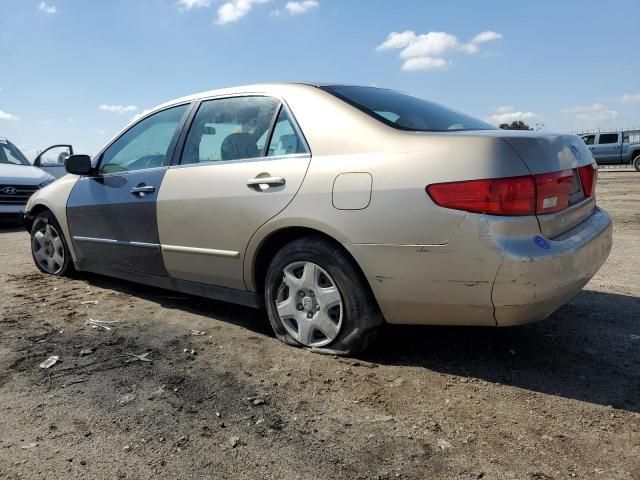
[633, 155, 640, 172]
[30, 210, 75, 276]
[264, 237, 382, 356]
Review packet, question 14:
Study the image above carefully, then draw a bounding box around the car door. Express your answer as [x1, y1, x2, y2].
[33, 145, 74, 179]
[67, 103, 191, 275]
[593, 133, 621, 164]
[156, 95, 311, 290]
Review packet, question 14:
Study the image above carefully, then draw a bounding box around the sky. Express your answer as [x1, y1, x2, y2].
[1, 0, 639, 158]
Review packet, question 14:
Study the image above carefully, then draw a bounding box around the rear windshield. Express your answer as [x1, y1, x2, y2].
[320, 86, 496, 132]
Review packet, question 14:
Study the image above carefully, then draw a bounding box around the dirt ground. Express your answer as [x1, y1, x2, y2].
[0, 172, 638, 480]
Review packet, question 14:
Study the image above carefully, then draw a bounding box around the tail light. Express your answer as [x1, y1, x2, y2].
[426, 169, 578, 216]
[578, 163, 598, 197]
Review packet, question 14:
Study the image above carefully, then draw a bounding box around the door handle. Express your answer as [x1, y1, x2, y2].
[246, 176, 286, 188]
[130, 185, 156, 196]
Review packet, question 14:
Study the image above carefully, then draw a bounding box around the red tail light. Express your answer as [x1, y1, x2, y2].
[534, 170, 574, 214]
[578, 163, 598, 197]
[426, 169, 577, 216]
[426, 176, 535, 216]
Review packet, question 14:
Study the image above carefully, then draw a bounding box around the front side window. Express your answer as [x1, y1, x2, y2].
[320, 85, 496, 132]
[0, 139, 30, 166]
[99, 104, 188, 174]
[598, 133, 619, 145]
[581, 135, 596, 145]
[181, 96, 280, 165]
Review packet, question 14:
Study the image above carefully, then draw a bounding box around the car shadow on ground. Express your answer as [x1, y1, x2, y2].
[78, 272, 640, 412]
[364, 290, 640, 412]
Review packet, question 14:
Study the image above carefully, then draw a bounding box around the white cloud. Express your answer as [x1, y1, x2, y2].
[562, 103, 618, 123]
[285, 0, 318, 15]
[216, 0, 269, 24]
[402, 57, 448, 72]
[485, 106, 538, 125]
[617, 93, 640, 104]
[99, 104, 138, 114]
[0, 110, 19, 121]
[470, 31, 502, 44]
[177, 0, 211, 9]
[37, 2, 57, 14]
[377, 29, 502, 72]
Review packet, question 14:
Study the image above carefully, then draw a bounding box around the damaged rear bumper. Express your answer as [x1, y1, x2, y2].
[346, 207, 612, 327]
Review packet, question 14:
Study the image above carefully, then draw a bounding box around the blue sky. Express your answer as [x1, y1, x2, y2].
[1, 0, 639, 158]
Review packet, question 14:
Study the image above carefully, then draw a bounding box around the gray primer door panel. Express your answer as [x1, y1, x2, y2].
[67, 168, 167, 276]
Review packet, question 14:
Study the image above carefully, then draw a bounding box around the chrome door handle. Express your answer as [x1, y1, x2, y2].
[246, 176, 286, 187]
[130, 185, 156, 195]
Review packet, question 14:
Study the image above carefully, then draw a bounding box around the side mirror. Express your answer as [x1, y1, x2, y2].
[65, 154, 92, 176]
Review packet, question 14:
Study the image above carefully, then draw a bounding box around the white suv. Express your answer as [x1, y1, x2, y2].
[0, 137, 56, 223]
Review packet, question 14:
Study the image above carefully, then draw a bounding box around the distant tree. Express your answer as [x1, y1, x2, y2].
[499, 120, 533, 130]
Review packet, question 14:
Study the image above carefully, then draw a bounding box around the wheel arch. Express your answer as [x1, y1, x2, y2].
[247, 225, 378, 311]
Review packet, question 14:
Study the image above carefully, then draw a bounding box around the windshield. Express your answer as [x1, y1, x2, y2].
[0, 139, 30, 166]
[320, 86, 496, 132]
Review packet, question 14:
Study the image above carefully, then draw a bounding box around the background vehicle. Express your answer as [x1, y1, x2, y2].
[33, 145, 74, 179]
[23, 84, 612, 355]
[0, 137, 56, 223]
[580, 130, 640, 171]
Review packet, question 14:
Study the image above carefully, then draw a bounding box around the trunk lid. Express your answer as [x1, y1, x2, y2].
[446, 130, 597, 238]
[500, 132, 596, 238]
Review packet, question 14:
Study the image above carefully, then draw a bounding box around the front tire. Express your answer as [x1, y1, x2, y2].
[264, 237, 382, 356]
[30, 210, 74, 276]
[633, 154, 640, 172]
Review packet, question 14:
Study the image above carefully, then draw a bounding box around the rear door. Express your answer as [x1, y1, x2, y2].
[67, 104, 191, 275]
[157, 95, 311, 290]
[593, 133, 621, 164]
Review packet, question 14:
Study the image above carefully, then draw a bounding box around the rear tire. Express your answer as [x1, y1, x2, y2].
[633, 154, 640, 172]
[264, 237, 382, 356]
[30, 210, 74, 277]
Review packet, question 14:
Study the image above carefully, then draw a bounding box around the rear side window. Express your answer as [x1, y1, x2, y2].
[181, 96, 280, 165]
[267, 108, 308, 156]
[581, 135, 595, 145]
[598, 133, 619, 144]
[320, 86, 496, 132]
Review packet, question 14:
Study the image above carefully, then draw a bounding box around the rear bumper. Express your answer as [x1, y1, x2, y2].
[347, 207, 612, 326]
[492, 206, 612, 325]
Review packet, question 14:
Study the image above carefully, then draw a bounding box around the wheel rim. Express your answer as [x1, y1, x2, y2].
[274, 261, 343, 348]
[32, 223, 65, 274]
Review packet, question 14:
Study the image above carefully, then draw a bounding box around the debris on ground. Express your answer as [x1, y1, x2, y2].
[123, 352, 153, 363]
[80, 300, 99, 305]
[79, 349, 93, 357]
[372, 414, 394, 423]
[118, 393, 137, 406]
[230, 436, 241, 448]
[86, 319, 117, 331]
[437, 439, 452, 450]
[20, 442, 38, 450]
[39, 356, 59, 369]
[190, 330, 207, 336]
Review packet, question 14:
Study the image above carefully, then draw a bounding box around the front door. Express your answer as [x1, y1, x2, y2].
[67, 104, 190, 275]
[156, 96, 311, 290]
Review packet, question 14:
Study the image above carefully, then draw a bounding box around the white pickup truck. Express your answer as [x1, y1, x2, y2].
[580, 130, 640, 171]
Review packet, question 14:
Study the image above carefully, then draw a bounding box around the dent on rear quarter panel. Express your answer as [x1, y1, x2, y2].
[25, 175, 80, 262]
